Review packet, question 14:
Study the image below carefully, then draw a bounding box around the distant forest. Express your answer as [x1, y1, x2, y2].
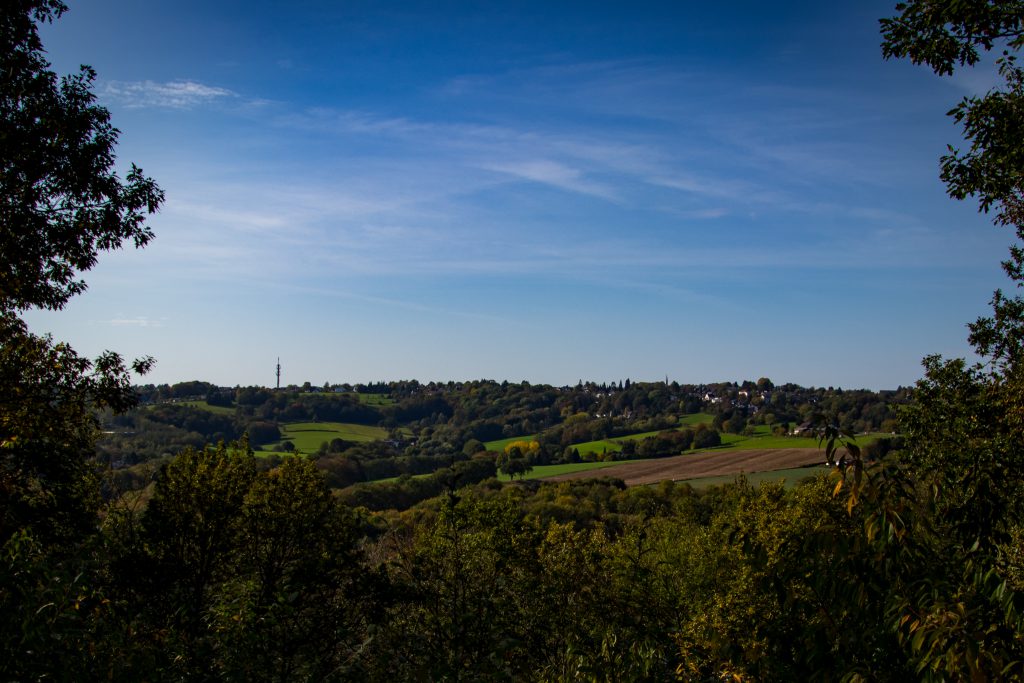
[100, 378, 908, 498]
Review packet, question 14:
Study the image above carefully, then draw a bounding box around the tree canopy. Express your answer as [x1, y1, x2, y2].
[0, 0, 162, 543]
[0, 0, 163, 312]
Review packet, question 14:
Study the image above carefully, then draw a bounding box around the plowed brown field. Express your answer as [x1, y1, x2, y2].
[544, 448, 826, 487]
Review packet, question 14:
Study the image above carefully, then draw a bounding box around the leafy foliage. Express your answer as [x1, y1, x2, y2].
[0, 0, 163, 312]
[0, 313, 151, 545]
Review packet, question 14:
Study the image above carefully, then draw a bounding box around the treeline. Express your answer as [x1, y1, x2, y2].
[314, 441, 463, 490]
[93, 378, 909, 500]
[99, 403, 244, 465]
[98, 389, 386, 465]
[372, 379, 904, 470]
[335, 456, 497, 511]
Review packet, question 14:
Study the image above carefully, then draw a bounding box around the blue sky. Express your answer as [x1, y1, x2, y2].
[23, 0, 1013, 389]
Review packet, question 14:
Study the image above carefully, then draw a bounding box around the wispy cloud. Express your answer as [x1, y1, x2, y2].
[650, 173, 758, 202]
[117, 57, 980, 295]
[268, 282, 510, 324]
[102, 80, 235, 108]
[482, 159, 618, 200]
[166, 199, 291, 233]
[676, 208, 730, 219]
[261, 60, 897, 217]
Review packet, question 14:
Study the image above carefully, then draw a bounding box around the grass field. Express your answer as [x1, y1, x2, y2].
[356, 393, 395, 406]
[497, 460, 628, 482]
[680, 466, 830, 489]
[373, 460, 830, 487]
[487, 414, 720, 453]
[567, 430, 889, 458]
[175, 400, 236, 416]
[486, 415, 715, 454]
[484, 435, 539, 452]
[489, 431, 684, 458]
[719, 432, 888, 450]
[374, 472, 432, 484]
[277, 422, 389, 452]
[567, 428, 747, 457]
[369, 460, 626, 485]
[574, 440, 624, 457]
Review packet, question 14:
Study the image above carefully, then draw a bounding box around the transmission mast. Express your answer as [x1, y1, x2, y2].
[276, 357, 281, 390]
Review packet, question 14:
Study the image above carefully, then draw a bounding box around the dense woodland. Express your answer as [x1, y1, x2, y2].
[5, 1, 1024, 680]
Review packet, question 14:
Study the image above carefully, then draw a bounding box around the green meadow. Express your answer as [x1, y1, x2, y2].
[506, 462, 833, 488]
[173, 400, 235, 416]
[497, 460, 627, 482]
[567, 430, 890, 458]
[370, 460, 831, 487]
[484, 435, 539, 452]
[574, 440, 625, 457]
[276, 422, 389, 452]
[370, 461, 623, 485]
[680, 466, 831, 490]
[717, 432, 889, 451]
[485, 414, 714, 454]
[356, 393, 395, 406]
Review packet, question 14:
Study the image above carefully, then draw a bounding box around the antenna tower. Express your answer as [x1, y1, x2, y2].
[276, 357, 281, 390]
